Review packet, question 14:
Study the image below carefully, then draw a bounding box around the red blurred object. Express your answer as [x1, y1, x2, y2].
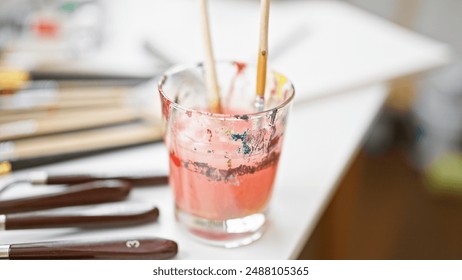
[33, 19, 59, 38]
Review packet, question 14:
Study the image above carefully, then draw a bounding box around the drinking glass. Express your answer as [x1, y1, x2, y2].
[158, 61, 294, 247]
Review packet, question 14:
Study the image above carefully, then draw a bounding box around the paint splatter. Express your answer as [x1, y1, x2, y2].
[170, 151, 181, 167]
[273, 72, 288, 98]
[231, 131, 251, 155]
[183, 152, 280, 182]
[206, 129, 213, 142]
[233, 61, 247, 75]
[161, 98, 171, 119]
[231, 131, 247, 141]
[242, 142, 251, 155]
[234, 114, 249, 121]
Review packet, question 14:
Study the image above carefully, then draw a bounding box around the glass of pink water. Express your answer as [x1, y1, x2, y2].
[158, 61, 294, 248]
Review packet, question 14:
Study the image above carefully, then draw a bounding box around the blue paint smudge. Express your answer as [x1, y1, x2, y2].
[231, 131, 251, 155]
[231, 131, 247, 141]
[242, 143, 251, 155]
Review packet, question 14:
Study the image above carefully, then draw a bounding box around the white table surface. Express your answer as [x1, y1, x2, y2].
[0, 84, 387, 259]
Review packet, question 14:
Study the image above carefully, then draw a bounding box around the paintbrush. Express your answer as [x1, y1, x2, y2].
[0, 237, 178, 259]
[1, 79, 161, 122]
[1, 95, 126, 115]
[0, 201, 159, 230]
[0, 180, 131, 214]
[0, 171, 168, 195]
[0, 122, 163, 175]
[255, 0, 270, 112]
[0, 105, 127, 124]
[200, 0, 222, 113]
[0, 107, 142, 141]
[0, 86, 128, 111]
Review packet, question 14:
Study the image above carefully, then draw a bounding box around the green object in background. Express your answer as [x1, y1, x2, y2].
[59, 2, 80, 13]
[426, 153, 462, 195]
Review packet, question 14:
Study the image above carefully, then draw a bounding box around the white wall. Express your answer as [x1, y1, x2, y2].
[347, 0, 462, 55]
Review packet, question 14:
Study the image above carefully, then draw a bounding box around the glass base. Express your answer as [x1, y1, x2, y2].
[175, 206, 268, 248]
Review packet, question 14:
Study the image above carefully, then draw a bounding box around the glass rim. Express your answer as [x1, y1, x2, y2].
[157, 61, 295, 119]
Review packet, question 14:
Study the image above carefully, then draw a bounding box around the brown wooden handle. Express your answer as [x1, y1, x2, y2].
[9, 237, 178, 259]
[4, 203, 159, 230]
[0, 180, 131, 214]
[47, 174, 168, 187]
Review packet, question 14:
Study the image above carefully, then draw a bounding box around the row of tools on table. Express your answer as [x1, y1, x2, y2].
[0, 77, 164, 174]
[0, 171, 178, 260]
[1, 8, 175, 259]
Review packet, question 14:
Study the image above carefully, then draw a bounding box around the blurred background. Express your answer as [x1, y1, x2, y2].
[300, 0, 462, 259]
[0, 0, 461, 259]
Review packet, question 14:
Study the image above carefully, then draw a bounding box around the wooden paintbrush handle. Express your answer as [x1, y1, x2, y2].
[5, 238, 178, 260]
[0, 107, 141, 141]
[46, 174, 168, 186]
[0, 105, 128, 124]
[3, 205, 159, 230]
[0, 180, 131, 214]
[4, 123, 162, 160]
